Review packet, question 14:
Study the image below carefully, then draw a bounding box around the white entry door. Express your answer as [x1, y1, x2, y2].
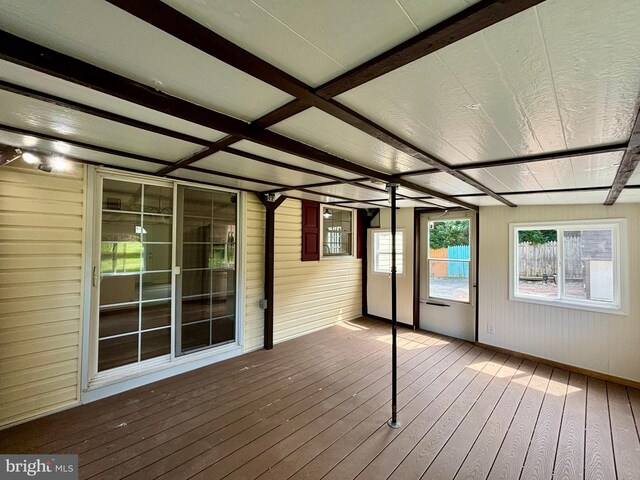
[419, 211, 476, 341]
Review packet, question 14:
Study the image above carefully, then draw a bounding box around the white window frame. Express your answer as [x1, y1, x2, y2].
[371, 229, 405, 275]
[82, 167, 245, 400]
[509, 218, 628, 315]
[319, 204, 356, 259]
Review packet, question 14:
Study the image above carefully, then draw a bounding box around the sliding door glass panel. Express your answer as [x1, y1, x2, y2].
[98, 178, 173, 372]
[177, 186, 237, 355]
[427, 219, 471, 303]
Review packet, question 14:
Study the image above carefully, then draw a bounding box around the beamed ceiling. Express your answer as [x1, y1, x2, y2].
[1, 0, 640, 209]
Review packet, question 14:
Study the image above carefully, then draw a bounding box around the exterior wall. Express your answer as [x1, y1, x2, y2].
[366, 207, 414, 325]
[244, 194, 266, 352]
[273, 198, 361, 343]
[479, 204, 640, 382]
[243, 197, 362, 349]
[0, 162, 85, 427]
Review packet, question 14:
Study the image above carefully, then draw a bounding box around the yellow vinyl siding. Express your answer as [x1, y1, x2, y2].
[244, 196, 362, 350]
[244, 195, 266, 351]
[0, 162, 85, 428]
[273, 198, 361, 344]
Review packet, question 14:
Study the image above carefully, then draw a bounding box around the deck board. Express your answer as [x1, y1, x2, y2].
[1, 317, 638, 480]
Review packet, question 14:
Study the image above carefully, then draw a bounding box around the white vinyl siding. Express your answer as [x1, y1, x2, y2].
[479, 204, 640, 383]
[0, 162, 85, 427]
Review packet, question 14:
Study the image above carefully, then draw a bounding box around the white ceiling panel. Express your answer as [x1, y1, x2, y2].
[232, 140, 360, 180]
[328, 202, 372, 210]
[616, 189, 640, 203]
[370, 198, 440, 209]
[163, 0, 472, 87]
[421, 197, 464, 208]
[337, 0, 640, 164]
[282, 190, 347, 204]
[505, 191, 608, 206]
[466, 164, 543, 193]
[527, 152, 622, 190]
[0, 89, 201, 162]
[404, 172, 483, 196]
[271, 108, 429, 174]
[0, 0, 291, 121]
[192, 151, 329, 188]
[455, 195, 503, 207]
[0, 60, 227, 142]
[171, 169, 278, 192]
[309, 183, 387, 202]
[0, 129, 162, 173]
[466, 152, 622, 193]
[537, 0, 640, 149]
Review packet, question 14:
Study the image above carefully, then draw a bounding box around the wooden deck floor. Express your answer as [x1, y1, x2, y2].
[2, 317, 639, 480]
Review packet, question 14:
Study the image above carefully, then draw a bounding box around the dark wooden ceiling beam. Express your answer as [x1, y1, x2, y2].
[0, 30, 251, 137]
[316, 0, 544, 98]
[105, 0, 514, 207]
[0, 79, 211, 146]
[0, 123, 172, 166]
[395, 142, 630, 178]
[605, 111, 640, 205]
[0, 28, 483, 210]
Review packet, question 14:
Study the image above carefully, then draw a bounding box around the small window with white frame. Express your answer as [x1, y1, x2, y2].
[321, 206, 353, 257]
[373, 230, 404, 274]
[510, 219, 626, 314]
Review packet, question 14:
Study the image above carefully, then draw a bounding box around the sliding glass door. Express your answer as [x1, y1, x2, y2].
[98, 178, 173, 371]
[176, 186, 237, 355]
[94, 175, 238, 375]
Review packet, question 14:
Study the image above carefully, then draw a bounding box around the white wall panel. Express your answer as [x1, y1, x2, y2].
[367, 207, 414, 326]
[0, 0, 291, 121]
[478, 204, 640, 382]
[0, 160, 84, 427]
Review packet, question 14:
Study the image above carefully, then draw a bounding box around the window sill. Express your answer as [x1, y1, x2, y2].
[509, 294, 626, 316]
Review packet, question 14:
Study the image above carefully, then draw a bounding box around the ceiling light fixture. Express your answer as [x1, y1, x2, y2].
[323, 209, 332, 219]
[51, 156, 70, 172]
[22, 152, 40, 164]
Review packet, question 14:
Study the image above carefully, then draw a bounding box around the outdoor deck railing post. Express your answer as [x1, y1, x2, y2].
[387, 183, 401, 429]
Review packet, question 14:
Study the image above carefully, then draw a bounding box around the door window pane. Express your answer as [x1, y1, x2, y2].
[141, 328, 171, 360]
[428, 219, 471, 302]
[178, 187, 236, 355]
[141, 300, 171, 330]
[98, 179, 173, 372]
[98, 334, 138, 372]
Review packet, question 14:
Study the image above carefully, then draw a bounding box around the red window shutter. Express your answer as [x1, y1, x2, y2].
[301, 200, 320, 261]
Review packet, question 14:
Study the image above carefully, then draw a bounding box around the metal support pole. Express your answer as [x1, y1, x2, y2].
[387, 183, 400, 429]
